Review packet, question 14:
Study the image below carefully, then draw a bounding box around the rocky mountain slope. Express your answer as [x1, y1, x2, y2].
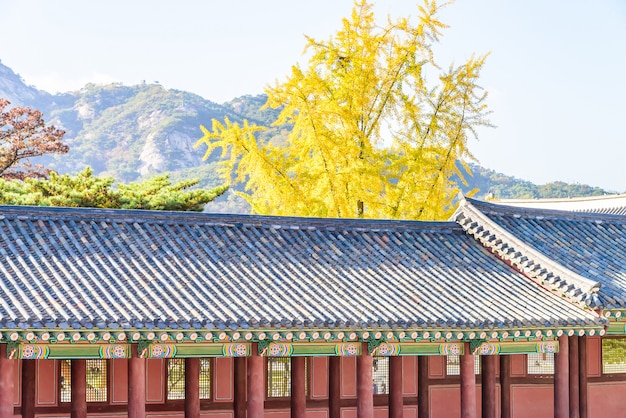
[0, 60, 614, 214]
[0, 61, 281, 184]
[0, 60, 49, 105]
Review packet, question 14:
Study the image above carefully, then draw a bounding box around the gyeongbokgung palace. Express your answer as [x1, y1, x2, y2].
[2, 194, 626, 418]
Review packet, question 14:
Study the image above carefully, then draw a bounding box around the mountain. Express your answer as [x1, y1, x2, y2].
[0, 60, 50, 105]
[461, 164, 610, 200]
[0, 60, 615, 213]
[29, 85, 283, 182]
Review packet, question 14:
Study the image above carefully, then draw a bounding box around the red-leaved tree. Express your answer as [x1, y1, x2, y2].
[0, 98, 68, 179]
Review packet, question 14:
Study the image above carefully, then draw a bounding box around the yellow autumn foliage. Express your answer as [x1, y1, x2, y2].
[195, 0, 490, 220]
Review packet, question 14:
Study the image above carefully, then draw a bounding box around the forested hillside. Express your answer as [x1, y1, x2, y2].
[462, 165, 609, 200]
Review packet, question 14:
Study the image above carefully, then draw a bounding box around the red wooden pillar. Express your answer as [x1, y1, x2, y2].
[554, 335, 569, 418]
[71, 360, 87, 418]
[128, 345, 146, 418]
[578, 336, 588, 418]
[417, 356, 429, 418]
[234, 356, 247, 418]
[291, 357, 306, 418]
[185, 358, 200, 418]
[389, 356, 403, 418]
[481, 355, 496, 418]
[0, 345, 15, 418]
[568, 336, 580, 418]
[247, 343, 264, 418]
[460, 343, 476, 418]
[356, 342, 374, 418]
[21, 359, 35, 418]
[500, 355, 511, 418]
[329, 356, 341, 418]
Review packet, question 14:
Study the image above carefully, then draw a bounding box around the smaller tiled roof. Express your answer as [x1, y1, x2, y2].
[0, 205, 604, 335]
[494, 194, 626, 216]
[455, 197, 626, 309]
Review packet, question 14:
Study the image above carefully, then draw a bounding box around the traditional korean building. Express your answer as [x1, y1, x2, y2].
[0, 201, 618, 418]
[454, 196, 626, 417]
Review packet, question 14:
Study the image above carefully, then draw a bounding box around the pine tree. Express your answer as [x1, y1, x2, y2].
[0, 167, 228, 211]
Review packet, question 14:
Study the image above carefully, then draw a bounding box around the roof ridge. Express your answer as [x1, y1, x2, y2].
[497, 193, 626, 204]
[466, 197, 626, 222]
[452, 196, 603, 310]
[0, 204, 461, 232]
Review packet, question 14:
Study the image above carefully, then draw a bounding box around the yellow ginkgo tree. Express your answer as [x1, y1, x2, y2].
[195, 0, 491, 220]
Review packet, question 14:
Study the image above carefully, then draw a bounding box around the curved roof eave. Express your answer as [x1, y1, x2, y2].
[452, 195, 603, 310]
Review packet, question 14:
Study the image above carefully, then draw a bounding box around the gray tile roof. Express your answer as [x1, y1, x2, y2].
[493, 194, 626, 216]
[0, 205, 603, 334]
[456, 197, 626, 310]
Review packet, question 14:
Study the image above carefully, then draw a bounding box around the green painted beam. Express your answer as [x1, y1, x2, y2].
[606, 323, 626, 335]
[264, 342, 362, 357]
[6, 338, 563, 359]
[174, 344, 225, 358]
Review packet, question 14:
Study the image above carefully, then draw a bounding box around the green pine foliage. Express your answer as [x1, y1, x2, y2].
[0, 167, 228, 211]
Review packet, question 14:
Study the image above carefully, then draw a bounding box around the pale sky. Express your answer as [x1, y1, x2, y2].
[2, 1, 626, 192]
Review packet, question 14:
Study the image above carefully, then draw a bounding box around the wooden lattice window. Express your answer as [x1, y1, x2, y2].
[372, 357, 389, 394]
[86, 360, 108, 402]
[446, 355, 481, 376]
[60, 360, 108, 403]
[267, 358, 309, 398]
[527, 353, 554, 375]
[200, 359, 211, 399]
[167, 358, 185, 400]
[267, 357, 290, 398]
[167, 358, 213, 400]
[60, 360, 71, 402]
[602, 338, 626, 374]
